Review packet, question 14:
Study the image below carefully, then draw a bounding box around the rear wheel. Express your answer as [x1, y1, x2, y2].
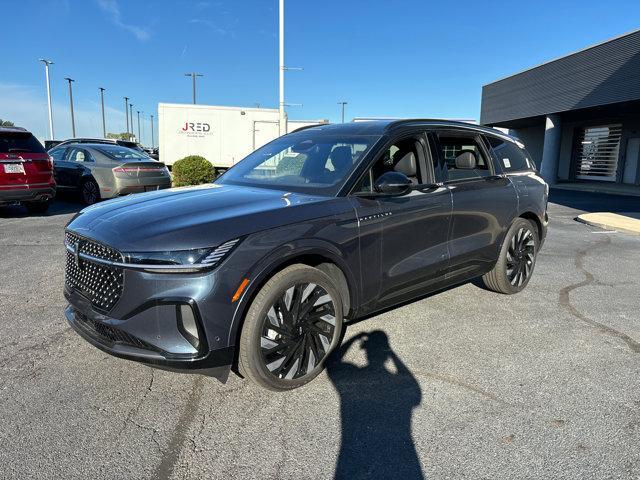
[24, 200, 51, 214]
[238, 264, 344, 391]
[80, 179, 100, 205]
[481, 218, 539, 294]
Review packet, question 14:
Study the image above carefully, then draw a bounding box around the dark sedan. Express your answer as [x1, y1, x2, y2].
[63, 120, 548, 390]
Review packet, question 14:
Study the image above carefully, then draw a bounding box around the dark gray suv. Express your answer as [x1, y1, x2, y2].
[64, 120, 548, 391]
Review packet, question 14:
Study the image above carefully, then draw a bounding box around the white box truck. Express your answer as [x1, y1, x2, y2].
[158, 103, 327, 170]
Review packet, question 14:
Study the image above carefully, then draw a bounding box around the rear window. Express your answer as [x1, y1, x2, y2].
[94, 144, 149, 160]
[0, 132, 46, 154]
[486, 136, 535, 172]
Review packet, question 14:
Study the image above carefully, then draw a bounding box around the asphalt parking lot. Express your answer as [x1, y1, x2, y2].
[1, 190, 639, 480]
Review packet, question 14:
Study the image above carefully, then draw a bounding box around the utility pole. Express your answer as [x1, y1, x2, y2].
[129, 103, 134, 141]
[337, 101, 348, 123]
[184, 72, 203, 104]
[150, 115, 155, 148]
[278, 0, 286, 135]
[137, 110, 141, 145]
[99, 87, 106, 138]
[39, 59, 55, 140]
[64, 77, 76, 137]
[123, 96, 130, 135]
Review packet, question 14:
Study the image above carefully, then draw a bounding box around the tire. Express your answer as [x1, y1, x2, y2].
[481, 218, 539, 294]
[24, 200, 51, 214]
[238, 264, 344, 391]
[80, 179, 100, 205]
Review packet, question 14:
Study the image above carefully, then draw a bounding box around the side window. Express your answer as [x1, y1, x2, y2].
[50, 148, 66, 162]
[353, 136, 425, 193]
[487, 136, 534, 172]
[438, 133, 491, 182]
[69, 148, 93, 163]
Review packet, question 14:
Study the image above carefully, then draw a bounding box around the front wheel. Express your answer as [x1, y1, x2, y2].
[238, 264, 344, 391]
[481, 218, 539, 294]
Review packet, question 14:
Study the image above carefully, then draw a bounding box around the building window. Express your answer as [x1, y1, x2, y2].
[575, 124, 622, 182]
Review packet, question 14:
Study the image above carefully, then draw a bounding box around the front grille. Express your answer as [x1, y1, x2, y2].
[65, 231, 124, 313]
[74, 310, 157, 352]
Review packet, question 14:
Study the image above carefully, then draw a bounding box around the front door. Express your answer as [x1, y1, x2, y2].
[350, 132, 452, 307]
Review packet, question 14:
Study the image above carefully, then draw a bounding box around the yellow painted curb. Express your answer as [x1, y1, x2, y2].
[576, 212, 640, 235]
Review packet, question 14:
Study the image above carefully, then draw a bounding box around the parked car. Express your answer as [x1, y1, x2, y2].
[52, 138, 148, 156]
[0, 126, 56, 213]
[144, 147, 159, 160]
[63, 120, 548, 390]
[49, 143, 171, 204]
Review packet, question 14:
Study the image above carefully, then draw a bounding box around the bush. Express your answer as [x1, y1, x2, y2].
[172, 155, 215, 187]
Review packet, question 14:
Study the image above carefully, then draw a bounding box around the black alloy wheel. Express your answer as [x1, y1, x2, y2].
[260, 282, 336, 380]
[238, 264, 344, 390]
[81, 179, 100, 205]
[506, 226, 536, 287]
[481, 217, 539, 294]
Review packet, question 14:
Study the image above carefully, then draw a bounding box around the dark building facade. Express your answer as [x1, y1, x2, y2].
[481, 30, 640, 191]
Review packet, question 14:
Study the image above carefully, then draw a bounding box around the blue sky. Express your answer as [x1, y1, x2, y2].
[2, 0, 640, 144]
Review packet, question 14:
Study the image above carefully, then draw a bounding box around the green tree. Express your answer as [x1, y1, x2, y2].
[0, 119, 15, 127]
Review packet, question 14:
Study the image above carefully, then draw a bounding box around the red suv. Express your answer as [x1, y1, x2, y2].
[0, 127, 56, 213]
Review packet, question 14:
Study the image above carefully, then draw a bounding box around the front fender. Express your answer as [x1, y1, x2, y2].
[225, 237, 359, 347]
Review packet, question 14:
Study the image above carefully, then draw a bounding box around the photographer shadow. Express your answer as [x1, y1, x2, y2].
[326, 330, 424, 480]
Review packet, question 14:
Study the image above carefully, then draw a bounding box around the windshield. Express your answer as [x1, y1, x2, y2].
[217, 130, 379, 195]
[94, 144, 151, 161]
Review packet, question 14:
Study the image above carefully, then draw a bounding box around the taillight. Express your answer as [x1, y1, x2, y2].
[113, 166, 165, 174]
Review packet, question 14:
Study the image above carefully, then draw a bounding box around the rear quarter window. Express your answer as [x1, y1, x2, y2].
[486, 136, 534, 172]
[0, 132, 46, 154]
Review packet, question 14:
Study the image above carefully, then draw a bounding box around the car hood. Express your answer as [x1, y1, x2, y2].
[67, 183, 343, 251]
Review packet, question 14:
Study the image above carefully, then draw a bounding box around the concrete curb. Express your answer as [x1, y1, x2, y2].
[576, 212, 640, 235]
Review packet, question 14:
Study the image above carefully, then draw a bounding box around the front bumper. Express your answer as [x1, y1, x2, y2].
[65, 284, 234, 381]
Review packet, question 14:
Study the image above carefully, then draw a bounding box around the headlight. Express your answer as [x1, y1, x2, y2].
[123, 238, 240, 272]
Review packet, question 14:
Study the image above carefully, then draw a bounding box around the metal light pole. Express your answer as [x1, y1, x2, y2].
[278, 0, 286, 135]
[137, 110, 141, 145]
[64, 77, 76, 137]
[150, 115, 155, 148]
[123, 96, 130, 135]
[338, 101, 348, 123]
[184, 72, 203, 104]
[99, 87, 106, 138]
[129, 103, 134, 140]
[39, 59, 55, 140]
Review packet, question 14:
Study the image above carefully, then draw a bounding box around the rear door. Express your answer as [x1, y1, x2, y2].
[0, 132, 51, 189]
[432, 128, 518, 279]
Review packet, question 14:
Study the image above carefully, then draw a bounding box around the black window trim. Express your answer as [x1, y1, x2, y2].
[347, 130, 436, 195]
[432, 128, 498, 185]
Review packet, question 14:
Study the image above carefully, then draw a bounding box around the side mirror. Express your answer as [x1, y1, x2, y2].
[373, 171, 412, 196]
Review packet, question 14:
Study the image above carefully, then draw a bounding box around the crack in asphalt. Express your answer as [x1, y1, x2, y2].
[154, 376, 204, 480]
[117, 369, 156, 439]
[559, 235, 640, 353]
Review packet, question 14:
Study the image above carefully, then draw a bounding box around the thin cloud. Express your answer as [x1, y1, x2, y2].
[189, 18, 227, 36]
[97, 0, 150, 41]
